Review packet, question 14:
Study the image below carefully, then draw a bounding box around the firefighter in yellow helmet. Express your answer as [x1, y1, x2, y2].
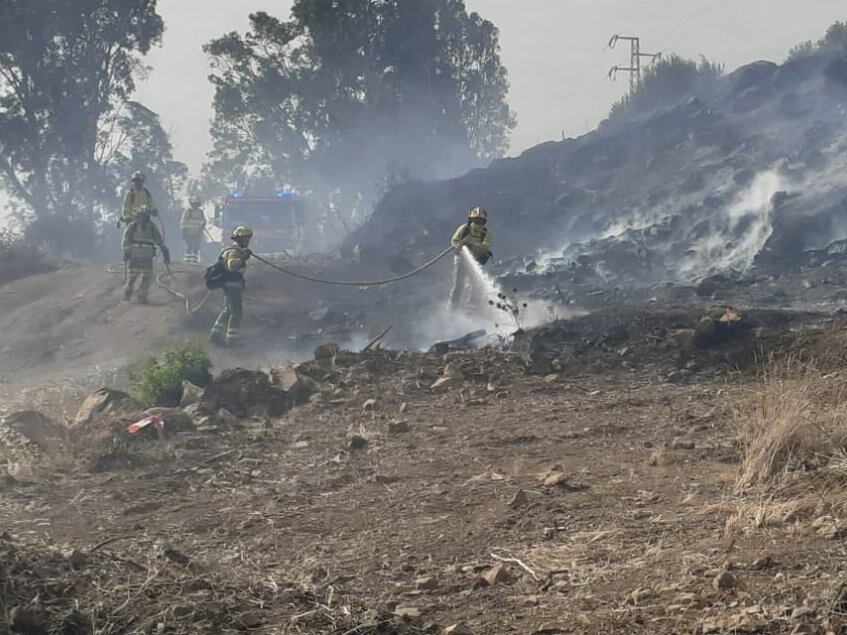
[210, 226, 253, 346]
[121, 207, 170, 304]
[120, 171, 158, 225]
[180, 196, 207, 263]
[448, 206, 493, 311]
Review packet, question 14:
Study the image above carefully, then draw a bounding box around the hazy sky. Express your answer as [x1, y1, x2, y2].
[135, 0, 845, 174]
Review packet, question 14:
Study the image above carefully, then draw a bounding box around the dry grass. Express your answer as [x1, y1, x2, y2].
[734, 360, 847, 489]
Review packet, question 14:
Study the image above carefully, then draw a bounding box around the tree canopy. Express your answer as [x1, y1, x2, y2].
[0, 0, 182, 254]
[204, 0, 516, 229]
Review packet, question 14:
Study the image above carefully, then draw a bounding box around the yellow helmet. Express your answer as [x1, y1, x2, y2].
[189, 196, 203, 207]
[231, 226, 253, 240]
[468, 206, 487, 220]
[131, 171, 145, 183]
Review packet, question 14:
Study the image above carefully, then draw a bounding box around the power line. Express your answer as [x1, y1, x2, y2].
[607, 35, 661, 95]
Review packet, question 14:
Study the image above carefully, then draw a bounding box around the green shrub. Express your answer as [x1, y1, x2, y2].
[128, 342, 212, 406]
[609, 54, 724, 119]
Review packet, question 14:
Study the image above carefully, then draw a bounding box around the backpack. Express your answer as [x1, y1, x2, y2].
[204, 258, 227, 290]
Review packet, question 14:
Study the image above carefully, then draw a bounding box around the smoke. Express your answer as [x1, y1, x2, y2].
[677, 171, 784, 279]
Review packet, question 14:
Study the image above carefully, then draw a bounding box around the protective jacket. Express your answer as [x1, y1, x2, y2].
[122, 187, 157, 221]
[122, 220, 165, 260]
[219, 244, 250, 287]
[451, 223, 492, 260]
[180, 205, 206, 232]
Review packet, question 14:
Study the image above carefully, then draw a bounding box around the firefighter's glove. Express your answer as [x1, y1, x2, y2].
[161, 246, 171, 265]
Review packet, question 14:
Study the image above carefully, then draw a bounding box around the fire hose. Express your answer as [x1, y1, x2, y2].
[248, 245, 455, 286]
[108, 244, 456, 316]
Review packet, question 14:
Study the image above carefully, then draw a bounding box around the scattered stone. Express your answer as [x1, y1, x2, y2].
[314, 343, 340, 362]
[541, 471, 586, 491]
[348, 435, 369, 451]
[216, 408, 240, 429]
[399, 402, 408, 414]
[200, 369, 290, 418]
[179, 381, 204, 408]
[430, 375, 461, 391]
[269, 363, 318, 406]
[713, 570, 737, 591]
[443, 623, 474, 635]
[161, 545, 191, 566]
[509, 489, 529, 509]
[393, 606, 421, 619]
[234, 612, 263, 629]
[73, 389, 142, 429]
[481, 564, 512, 586]
[669, 437, 695, 450]
[415, 576, 439, 591]
[63, 548, 86, 569]
[141, 407, 195, 437]
[750, 556, 774, 570]
[388, 420, 409, 434]
[362, 398, 378, 411]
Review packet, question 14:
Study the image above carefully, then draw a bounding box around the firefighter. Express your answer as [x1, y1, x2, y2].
[180, 196, 206, 263]
[122, 208, 170, 304]
[210, 226, 253, 346]
[121, 171, 157, 226]
[448, 205, 493, 311]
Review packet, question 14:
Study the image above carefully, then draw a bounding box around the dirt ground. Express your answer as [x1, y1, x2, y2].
[3, 339, 847, 634]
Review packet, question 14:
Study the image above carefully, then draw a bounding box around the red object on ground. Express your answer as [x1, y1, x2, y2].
[126, 415, 164, 435]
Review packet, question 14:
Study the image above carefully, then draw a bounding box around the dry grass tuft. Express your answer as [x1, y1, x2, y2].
[735, 360, 847, 489]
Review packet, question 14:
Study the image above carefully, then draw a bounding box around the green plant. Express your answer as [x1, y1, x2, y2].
[128, 342, 212, 406]
[609, 54, 724, 119]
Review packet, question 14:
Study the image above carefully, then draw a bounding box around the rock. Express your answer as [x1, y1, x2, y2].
[161, 545, 191, 566]
[199, 369, 289, 418]
[541, 471, 585, 491]
[415, 576, 439, 590]
[179, 381, 204, 408]
[430, 375, 461, 391]
[73, 388, 142, 429]
[348, 434, 368, 451]
[0, 410, 66, 453]
[481, 564, 512, 586]
[694, 306, 748, 348]
[362, 398, 378, 411]
[216, 409, 240, 429]
[269, 363, 318, 406]
[443, 623, 474, 635]
[750, 556, 774, 570]
[63, 548, 86, 569]
[234, 612, 263, 629]
[9, 606, 44, 634]
[393, 606, 421, 619]
[388, 420, 409, 434]
[141, 408, 195, 437]
[509, 489, 529, 509]
[669, 437, 695, 450]
[713, 570, 737, 591]
[314, 343, 340, 362]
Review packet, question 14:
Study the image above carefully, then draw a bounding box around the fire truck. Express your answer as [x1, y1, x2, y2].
[212, 189, 314, 255]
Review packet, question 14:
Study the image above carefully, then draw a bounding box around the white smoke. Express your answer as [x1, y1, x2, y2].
[678, 171, 783, 279]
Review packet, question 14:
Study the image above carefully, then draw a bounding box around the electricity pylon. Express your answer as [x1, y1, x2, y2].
[608, 35, 661, 94]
